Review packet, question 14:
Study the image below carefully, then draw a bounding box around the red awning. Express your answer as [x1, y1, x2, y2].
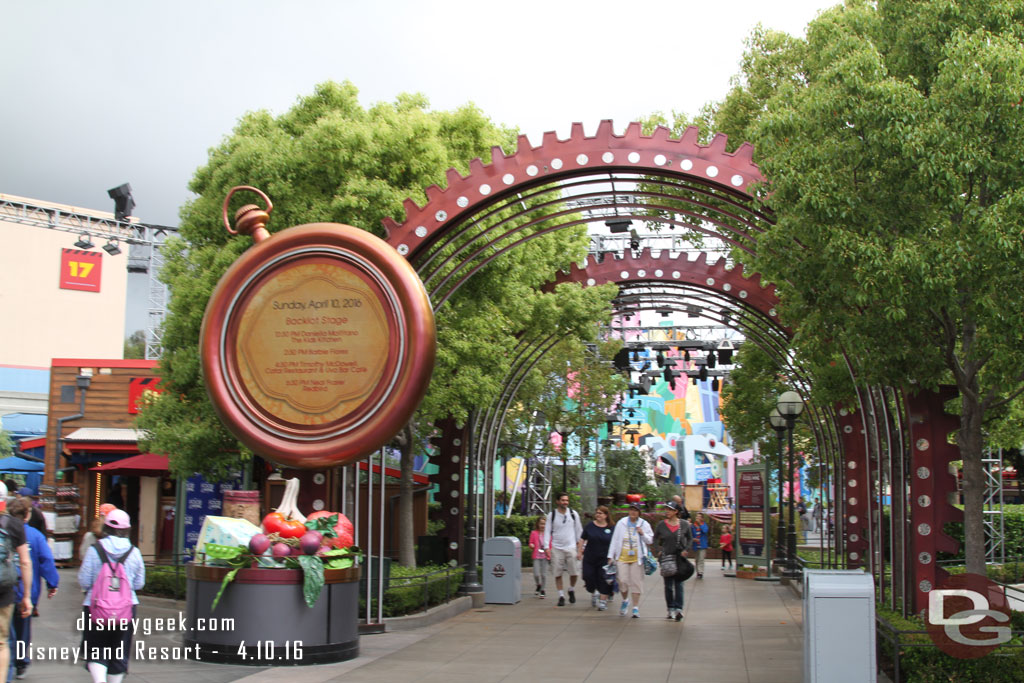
[357, 461, 429, 485]
[90, 453, 169, 476]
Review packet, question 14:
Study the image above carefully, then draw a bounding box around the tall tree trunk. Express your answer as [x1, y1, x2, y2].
[959, 392, 985, 575]
[397, 424, 416, 568]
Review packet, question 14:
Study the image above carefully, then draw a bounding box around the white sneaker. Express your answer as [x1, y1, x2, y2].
[598, 600, 608, 611]
[674, 609, 683, 622]
[591, 593, 599, 607]
[619, 600, 629, 616]
[631, 606, 640, 619]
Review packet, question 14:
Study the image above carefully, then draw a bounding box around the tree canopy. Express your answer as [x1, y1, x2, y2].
[687, 0, 1024, 572]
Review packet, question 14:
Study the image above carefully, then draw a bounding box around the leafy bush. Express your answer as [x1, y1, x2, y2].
[139, 565, 187, 600]
[941, 509, 1024, 563]
[876, 605, 1024, 682]
[426, 501, 446, 536]
[945, 562, 1024, 584]
[495, 513, 544, 567]
[361, 563, 465, 618]
[602, 447, 648, 494]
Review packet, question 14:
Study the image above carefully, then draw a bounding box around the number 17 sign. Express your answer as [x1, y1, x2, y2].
[59, 248, 103, 292]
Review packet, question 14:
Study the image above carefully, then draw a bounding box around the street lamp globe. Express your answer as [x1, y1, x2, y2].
[768, 407, 787, 431]
[776, 391, 805, 419]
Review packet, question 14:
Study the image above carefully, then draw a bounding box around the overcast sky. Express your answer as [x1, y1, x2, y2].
[2, 0, 836, 332]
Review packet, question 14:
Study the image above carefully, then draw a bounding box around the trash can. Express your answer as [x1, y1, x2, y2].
[483, 536, 522, 604]
[803, 570, 876, 683]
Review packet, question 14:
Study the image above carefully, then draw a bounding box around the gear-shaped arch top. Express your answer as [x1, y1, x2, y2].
[383, 120, 765, 260]
[553, 249, 781, 324]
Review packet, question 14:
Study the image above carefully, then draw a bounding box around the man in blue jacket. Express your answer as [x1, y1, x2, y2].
[8, 498, 58, 679]
[691, 512, 709, 579]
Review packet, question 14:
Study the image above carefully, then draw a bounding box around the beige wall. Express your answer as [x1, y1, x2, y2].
[0, 194, 127, 367]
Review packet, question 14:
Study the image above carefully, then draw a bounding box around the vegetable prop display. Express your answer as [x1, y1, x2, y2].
[204, 541, 361, 611]
[306, 511, 354, 549]
[203, 480, 366, 611]
[261, 478, 307, 538]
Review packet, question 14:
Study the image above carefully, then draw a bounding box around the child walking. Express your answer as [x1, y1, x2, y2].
[720, 524, 734, 570]
[528, 516, 549, 598]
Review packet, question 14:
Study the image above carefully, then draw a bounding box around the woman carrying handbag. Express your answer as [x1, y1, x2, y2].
[607, 502, 654, 618]
[653, 501, 693, 622]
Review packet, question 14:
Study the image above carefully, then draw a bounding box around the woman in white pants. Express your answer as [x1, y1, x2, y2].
[607, 503, 653, 618]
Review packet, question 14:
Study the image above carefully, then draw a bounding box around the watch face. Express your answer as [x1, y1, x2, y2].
[203, 222, 435, 469]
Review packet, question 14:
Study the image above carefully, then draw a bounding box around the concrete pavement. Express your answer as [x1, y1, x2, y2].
[17, 563, 803, 683]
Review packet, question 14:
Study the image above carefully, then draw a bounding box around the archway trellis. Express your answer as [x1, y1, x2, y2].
[382, 121, 961, 615]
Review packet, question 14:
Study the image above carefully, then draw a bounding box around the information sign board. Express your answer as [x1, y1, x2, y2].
[737, 463, 768, 567]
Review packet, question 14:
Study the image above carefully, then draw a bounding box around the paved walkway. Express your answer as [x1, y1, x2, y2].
[20, 564, 803, 683]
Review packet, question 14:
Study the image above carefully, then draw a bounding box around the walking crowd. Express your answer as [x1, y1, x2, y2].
[529, 493, 713, 620]
[0, 482, 144, 683]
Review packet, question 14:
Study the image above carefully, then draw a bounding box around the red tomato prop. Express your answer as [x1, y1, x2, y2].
[262, 511, 307, 539]
[625, 493, 643, 504]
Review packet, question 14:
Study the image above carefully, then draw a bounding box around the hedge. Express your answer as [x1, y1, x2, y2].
[138, 565, 187, 600]
[876, 605, 1024, 682]
[361, 563, 465, 618]
[942, 509, 1024, 563]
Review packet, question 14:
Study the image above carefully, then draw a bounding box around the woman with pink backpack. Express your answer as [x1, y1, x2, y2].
[77, 509, 145, 683]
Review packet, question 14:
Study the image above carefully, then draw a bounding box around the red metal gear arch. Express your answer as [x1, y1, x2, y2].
[551, 250, 781, 324]
[382, 120, 764, 261]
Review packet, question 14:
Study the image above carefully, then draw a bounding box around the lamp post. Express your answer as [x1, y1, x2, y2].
[768, 408, 788, 567]
[776, 390, 805, 577]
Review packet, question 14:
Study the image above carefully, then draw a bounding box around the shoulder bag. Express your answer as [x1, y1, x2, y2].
[639, 524, 658, 576]
[659, 523, 680, 577]
[659, 523, 695, 580]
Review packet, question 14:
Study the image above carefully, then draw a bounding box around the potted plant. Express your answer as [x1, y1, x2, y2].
[639, 483, 661, 511]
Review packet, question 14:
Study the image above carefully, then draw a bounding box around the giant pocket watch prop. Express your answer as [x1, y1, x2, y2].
[201, 186, 435, 468]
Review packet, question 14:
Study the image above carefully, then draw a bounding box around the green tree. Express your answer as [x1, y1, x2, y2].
[136, 81, 617, 567]
[719, 344, 789, 449]
[510, 338, 627, 494]
[702, 0, 1024, 574]
[602, 446, 649, 495]
[123, 330, 145, 360]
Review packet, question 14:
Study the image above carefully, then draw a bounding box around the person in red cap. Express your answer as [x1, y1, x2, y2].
[77, 509, 145, 683]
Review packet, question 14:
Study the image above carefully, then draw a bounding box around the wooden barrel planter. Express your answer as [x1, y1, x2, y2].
[184, 564, 360, 665]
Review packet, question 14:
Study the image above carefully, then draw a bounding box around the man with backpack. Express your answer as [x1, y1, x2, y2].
[0, 494, 33, 682]
[8, 497, 58, 679]
[542, 492, 583, 606]
[78, 509, 145, 683]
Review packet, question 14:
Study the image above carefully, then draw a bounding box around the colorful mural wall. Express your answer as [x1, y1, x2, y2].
[613, 343, 733, 486]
